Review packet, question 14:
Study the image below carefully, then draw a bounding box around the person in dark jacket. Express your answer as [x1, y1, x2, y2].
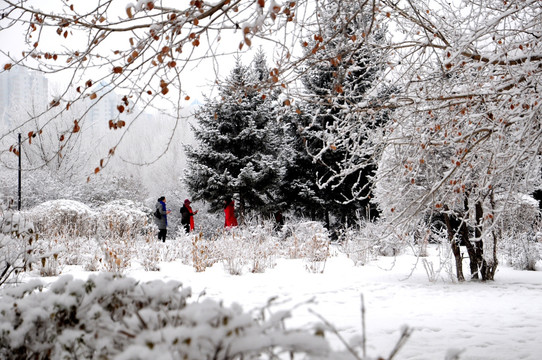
[154, 196, 171, 242]
[180, 199, 198, 233]
[224, 196, 238, 228]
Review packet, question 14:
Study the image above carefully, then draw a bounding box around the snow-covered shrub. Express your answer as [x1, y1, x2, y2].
[375, 231, 406, 257]
[179, 219, 282, 275]
[99, 236, 133, 273]
[302, 231, 330, 273]
[93, 227, 177, 273]
[0, 205, 40, 286]
[96, 199, 153, 238]
[25, 199, 160, 274]
[220, 231, 249, 275]
[32, 236, 63, 277]
[94, 200, 161, 272]
[135, 232, 188, 271]
[0, 273, 330, 360]
[220, 223, 280, 275]
[244, 223, 280, 273]
[499, 195, 541, 270]
[25, 199, 96, 237]
[137, 234, 166, 271]
[281, 221, 330, 273]
[340, 220, 408, 265]
[280, 221, 313, 259]
[17, 230, 187, 275]
[0, 165, 148, 209]
[339, 222, 378, 266]
[191, 233, 221, 272]
[502, 231, 541, 271]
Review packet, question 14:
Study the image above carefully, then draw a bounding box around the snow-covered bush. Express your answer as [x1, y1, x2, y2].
[340, 219, 408, 266]
[220, 223, 279, 275]
[63, 236, 102, 269]
[176, 219, 333, 275]
[502, 231, 541, 271]
[99, 236, 134, 272]
[32, 236, 63, 277]
[191, 232, 222, 272]
[24, 199, 162, 274]
[281, 221, 330, 273]
[96, 199, 153, 238]
[176, 221, 280, 275]
[0, 273, 330, 360]
[183, 219, 333, 275]
[0, 204, 40, 286]
[26, 199, 152, 239]
[339, 221, 380, 266]
[499, 195, 541, 270]
[243, 223, 280, 273]
[281, 220, 325, 259]
[220, 231, 249, 275]
[137, 232, 189, 271]
[375, 232, 406, 257]
[25, 199, 96, 237]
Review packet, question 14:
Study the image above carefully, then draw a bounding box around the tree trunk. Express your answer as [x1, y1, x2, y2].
[473, 201, 487, 279]
[461, 195, 480, 279]
[482, 235, 498, 281]
[459, 219, 479, 279]
[443, 209, 465, 282]
[483, 191, 499, 281]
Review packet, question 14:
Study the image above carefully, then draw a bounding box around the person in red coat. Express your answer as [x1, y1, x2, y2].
[224, 196, 238, 228]
[180, 199, 198, 233]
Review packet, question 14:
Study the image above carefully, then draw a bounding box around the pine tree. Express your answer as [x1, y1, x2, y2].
[184, 53, 284, 219]
[288, 1, 388, 227]
[276, 107, 326, 220]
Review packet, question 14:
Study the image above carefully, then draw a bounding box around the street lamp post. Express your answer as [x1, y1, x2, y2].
[18, 133, 21, 211]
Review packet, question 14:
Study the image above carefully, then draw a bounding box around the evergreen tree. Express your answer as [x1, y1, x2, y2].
[276, 108, 326, 220]
[184, 52, 285, 219]
[286, 1, 388, 227]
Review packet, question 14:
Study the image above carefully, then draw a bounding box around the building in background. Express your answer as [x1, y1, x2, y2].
[0, 66, 49, 126]
[0, 69, 151, 128]
[84, 82, 121, 125]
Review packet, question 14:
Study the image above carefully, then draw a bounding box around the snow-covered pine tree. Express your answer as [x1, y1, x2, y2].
[291, 1, 388, 227]
[184, 52, 286, 219]
[276, 106, 326, 220]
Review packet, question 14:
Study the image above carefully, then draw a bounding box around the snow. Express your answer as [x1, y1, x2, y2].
[51, 243, 542, 360]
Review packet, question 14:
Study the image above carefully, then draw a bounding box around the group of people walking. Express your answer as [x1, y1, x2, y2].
[154, 196, 238, 242]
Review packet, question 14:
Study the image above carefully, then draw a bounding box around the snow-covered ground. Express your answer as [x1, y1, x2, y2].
[56, 243, 542, 360]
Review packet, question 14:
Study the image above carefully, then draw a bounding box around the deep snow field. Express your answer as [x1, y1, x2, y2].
[45, 242, 542, 360]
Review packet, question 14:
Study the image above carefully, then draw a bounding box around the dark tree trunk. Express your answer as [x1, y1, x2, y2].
[461, 195, 480, 279]
[473, 201, 488, 280]
[443, 209, 465, 282]
[459, 219, 480, 279]
[483, 191, 499, 280]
